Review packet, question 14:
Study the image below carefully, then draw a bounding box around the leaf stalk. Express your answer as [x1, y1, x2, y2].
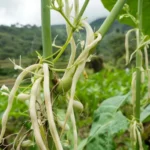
[97, 0, 126, 36]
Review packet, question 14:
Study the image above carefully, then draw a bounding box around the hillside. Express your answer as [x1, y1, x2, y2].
[0, 18, 131, 60]
[0, 18, 135, 86]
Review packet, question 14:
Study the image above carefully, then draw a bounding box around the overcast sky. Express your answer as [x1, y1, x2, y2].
[0, 0, 109, 26]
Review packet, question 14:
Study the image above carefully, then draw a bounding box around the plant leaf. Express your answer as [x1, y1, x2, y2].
[140, 104, 150, 122]
[85, 111, 128, 150]
[82, 94, 129, 150]
[93, 94, 129, 114]
[101, 0, 150, 36]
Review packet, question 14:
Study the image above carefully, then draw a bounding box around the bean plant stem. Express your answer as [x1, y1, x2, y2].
[41, 0, 52, 59]
[137, 0, 143, 31]
[97, 0, 126, 36]
[73, 0, 90, 28]
[135, 0, 143, 123]
[135, 0, 143, 149]
[60, 11, 75, 29]
[53, 31, 73, 63]
[135, 34, 142, 121]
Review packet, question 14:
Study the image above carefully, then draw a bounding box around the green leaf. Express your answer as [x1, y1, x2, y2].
[85, 111, 128, 150]
[86, 133, 115, 150]
[82, 94, 129, 150]
[101, 0, 150, 36]
[140, 104, 150, 122]
[93, 94, 129, 114]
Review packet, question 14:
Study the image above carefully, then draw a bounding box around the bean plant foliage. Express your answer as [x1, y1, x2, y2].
[78, 94, 129, 150]
[101, 0, 150, 36]
[0, 0, 150, 150]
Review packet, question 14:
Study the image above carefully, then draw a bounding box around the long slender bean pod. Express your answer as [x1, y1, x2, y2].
[74, 0, 79, 16]
[83, 21, 94, 48]
[125, 29, 136, 65]
[43, 63, 63, 150]
[75, 33, 102, 64]
[64, 0, 77, 72]
[29, 77, 47, 150]
[61, 33, 101, 132]
[70, 109, 78, 150]
[0, 64, 42, 142]
[61, 61, 86, 136]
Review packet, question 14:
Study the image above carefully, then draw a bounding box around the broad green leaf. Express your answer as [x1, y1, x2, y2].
[93, 94, 129, 114]
[82, 94, 129, 150]
[85, 111, 128, 150]
[101, 0, 150, 36]
[86, 133, 115, 150]
[140, 104, 150, 122]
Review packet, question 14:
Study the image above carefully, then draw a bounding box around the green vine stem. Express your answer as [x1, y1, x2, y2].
[135, 35, 142, 121]
[97, 0, 126, 36]
[53, 31, 73, 63]
[73, 0, 90, 28]
[135, 0, 143, 124]
[90, 0, 126, 56]
[59, 11, 75, 29]
[41, 0, 52, 59]
[135, 0, 143, 149]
